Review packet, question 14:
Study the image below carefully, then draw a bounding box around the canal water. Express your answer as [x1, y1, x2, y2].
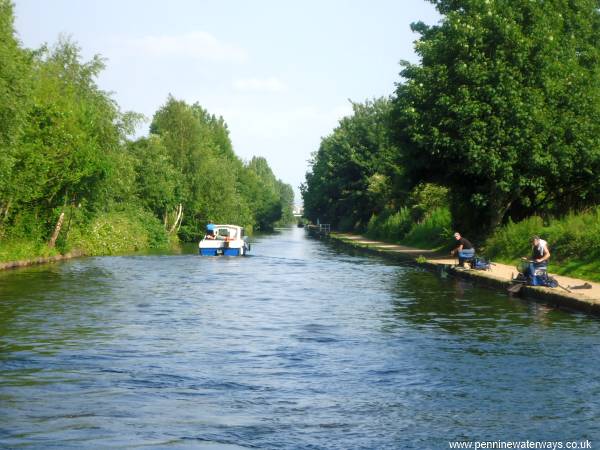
[1, 228, 599, 449]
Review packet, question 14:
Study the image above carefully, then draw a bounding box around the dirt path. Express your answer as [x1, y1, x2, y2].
[333, 233, 600, 307]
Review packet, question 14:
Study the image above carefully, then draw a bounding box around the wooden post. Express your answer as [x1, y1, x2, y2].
[48, 211, 65, 248]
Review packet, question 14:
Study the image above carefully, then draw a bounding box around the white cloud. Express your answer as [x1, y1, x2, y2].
[232, 77, 288, 93]
[129, 31, 248, 63]
[215, 103, 353, 141]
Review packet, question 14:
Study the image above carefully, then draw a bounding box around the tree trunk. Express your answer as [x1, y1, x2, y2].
[175, 206, 184, 232]
[48, 212, 65, 248]
[169, 203, 183, 234]
[488, 195, 514, 232]
[1, 199, 11, 221]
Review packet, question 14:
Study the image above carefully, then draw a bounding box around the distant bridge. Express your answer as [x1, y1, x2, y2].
[293, 206, 304, 218]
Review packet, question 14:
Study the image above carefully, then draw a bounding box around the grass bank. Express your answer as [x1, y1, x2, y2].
[0, 239, 60, 263]
[361, 205, 600, 283]
[484, 208, 600, 283]
[0, 206, 177, 268]
[366, 206, 451, 251]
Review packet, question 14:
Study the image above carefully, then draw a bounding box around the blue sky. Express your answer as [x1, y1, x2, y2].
[12, 0, 439, 202]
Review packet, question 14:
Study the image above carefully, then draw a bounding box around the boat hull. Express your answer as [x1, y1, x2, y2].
[199, 247, 244, 256]
[198, 224, 250, 256]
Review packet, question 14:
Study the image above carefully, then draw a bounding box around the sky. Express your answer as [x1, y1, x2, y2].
[12, 0, 439, 203]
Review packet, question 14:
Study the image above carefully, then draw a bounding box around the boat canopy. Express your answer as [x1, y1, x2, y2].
[206, 224, 243, 239]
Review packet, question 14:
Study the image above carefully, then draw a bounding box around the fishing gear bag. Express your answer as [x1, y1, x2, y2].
[471, 257, 491, 270]
[528, 270, 559, 288]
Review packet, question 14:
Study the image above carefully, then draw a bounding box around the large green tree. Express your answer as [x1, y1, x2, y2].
[149, 97, 293, 237]
[5, 37, 128, 240]
[242, 157, 285, 230]
[127, 135, 178, 224]
[0, 0, 31, 226]
[302, 98, 398, 230]
[393, 0, 600, 233]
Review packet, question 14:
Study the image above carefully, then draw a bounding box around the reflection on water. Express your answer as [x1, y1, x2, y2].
[1, 228, 599, 449]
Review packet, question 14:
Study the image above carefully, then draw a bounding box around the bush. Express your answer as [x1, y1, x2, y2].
[68, 206, 171, 256]
[484, 216, 544, 261]
[408, 183, 449, 223]
[0, 205, 174, 263]
[402, 206, 452, 249]
[366, 208, 412, 241]
[484, 207, 600, 281]
[0, 238, 59, 263]
[366, 204, 452, 250]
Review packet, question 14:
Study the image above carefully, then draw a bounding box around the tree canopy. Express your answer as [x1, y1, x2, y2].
[392, 0, 600, 232]
[0, 1, 293, 251]
[302, 98, 398, 230]
[304, 0, 600, 239]
[148, 97, 294, 238]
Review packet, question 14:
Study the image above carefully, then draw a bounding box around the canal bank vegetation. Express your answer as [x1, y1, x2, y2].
[0, 0, 293, 264]
[485, 208, 600, 283]
[302, 0, 600, 282]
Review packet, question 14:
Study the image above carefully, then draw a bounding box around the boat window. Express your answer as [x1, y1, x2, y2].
[218, 228, 230, 237]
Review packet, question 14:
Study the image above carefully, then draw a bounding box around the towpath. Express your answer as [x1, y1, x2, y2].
[332, 233, 600, 312]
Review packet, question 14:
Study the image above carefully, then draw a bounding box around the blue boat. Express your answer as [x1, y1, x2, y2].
[199, 224, 250, 256]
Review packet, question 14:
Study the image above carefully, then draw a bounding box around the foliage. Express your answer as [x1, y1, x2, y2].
[392, 0, 600, 234]
[2, 35, 128, 243]
[0, 238, 59, 263]
[0, 0, 31, 211]
[0, 3, 292, 264]
[149, 98, 293, 238]
[68, 207, 170, 256]
[242, 156, 293, 230]
[126, 135, 178, 221]
[367, 206, 451, 250]
[275, 182, 295, 226]
[484, 207, 600, 282]
[407, 183, 449, 223]
[402, 206, 452, 249]
[366, 208, 412, 241]
[302, 98, 399, 230]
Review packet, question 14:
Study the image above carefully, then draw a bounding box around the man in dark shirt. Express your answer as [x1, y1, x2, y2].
[451, 232, 475, 267]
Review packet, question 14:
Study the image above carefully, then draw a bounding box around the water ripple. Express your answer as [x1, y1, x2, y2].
[1, 228, 600, 448]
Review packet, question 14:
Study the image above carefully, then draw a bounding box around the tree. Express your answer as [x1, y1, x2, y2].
[302, 98, 398, 229]
[243, 157, 283, 230]
[127, 135, 178, 224]
[7, 37, 125, 242]
[276, 181, 295, 225]
[150, 97, 291, 237]
[392, 0, 600, 234]
[0, 0, 32, 226]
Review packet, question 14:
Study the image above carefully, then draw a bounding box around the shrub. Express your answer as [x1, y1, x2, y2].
[402, 206, 452, 249]
[67, 206, 171, 256]
[408, 183, 449, 223]
[366, 203, 452, 250]
[484, 207, 600, 281]
[366, 208, 412, 241]
[0, 238, 58, 263]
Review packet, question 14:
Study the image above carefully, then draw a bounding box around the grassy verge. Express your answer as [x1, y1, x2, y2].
[0, 206, 176, 266]
[362, 204, 600, 283]
[366, 206, 451, 251]
[67, 208, 173, 256]
[0, 239, 60, 263]
[483, 208, 600, 283]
